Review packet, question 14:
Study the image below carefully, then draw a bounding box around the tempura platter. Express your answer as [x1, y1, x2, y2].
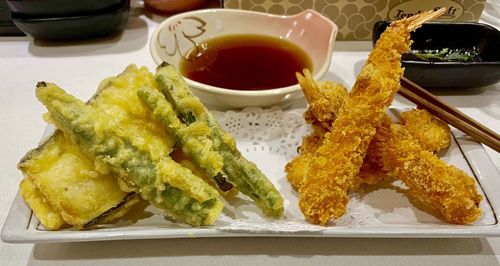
[2, 107, 500, 243]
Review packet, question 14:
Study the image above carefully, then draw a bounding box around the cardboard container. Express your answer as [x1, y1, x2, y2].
[223, 0, 486, 40]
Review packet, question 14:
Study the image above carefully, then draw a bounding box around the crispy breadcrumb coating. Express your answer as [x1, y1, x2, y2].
[400, 109, 451, 152]
[285, 125, 327, 189]
[359, 109, 452, 185]
[287, 70, 480, 224]
[298, 70, 348, 129]
[285, 71, 347, 189]
[292, 9, 456, 224]
[298, 18, 414, 225]
[287, 73, 454, 187]
[372, 116, 482, 224]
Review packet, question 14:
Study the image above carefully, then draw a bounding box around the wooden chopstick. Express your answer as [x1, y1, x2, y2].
[399, 77, 500, 153]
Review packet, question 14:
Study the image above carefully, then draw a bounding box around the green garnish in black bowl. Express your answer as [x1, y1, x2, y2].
[408, 47, 482, 62]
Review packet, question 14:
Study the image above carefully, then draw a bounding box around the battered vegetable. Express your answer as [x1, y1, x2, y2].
[18, 128, 140, 230]
[17, 65, 168, 229]
[152, 64, 284, 217]
[137, 86, 233, 192]
[36, 82, 223, 226]
[19, 178, 65, 230]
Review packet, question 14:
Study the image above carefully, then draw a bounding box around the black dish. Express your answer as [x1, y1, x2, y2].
[0, 0, 25, 36]
[373, 21, 500, 89]
[11, 0, 129, 40]
[6, 0, 122, 17]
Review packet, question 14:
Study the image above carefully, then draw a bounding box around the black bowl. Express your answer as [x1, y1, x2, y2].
[0, 0, 25, 36]
[12, 0, 129, 40]
[6, 0, 122, 16]
[373, 21, 500, 89]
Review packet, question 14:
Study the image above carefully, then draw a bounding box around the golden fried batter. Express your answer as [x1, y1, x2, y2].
[294, 9, 449, 225]
[285, 125, 326, 189]
[287, 70, 480, 224]
[372, 116, 482, 224]
[287, 75, 453, 188]
[298, 17, 416, 224]
[285, 71, 347, 190]
[400, 109, 451, 152]
[359, 109, 452, 185]
[298, 70, 348, 129]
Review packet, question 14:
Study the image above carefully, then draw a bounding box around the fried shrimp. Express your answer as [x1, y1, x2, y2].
[287, 72, 481, 223]
[288, 70, 480, 224]
[286, 72, 452, 189]
[372, 116, 482, 224]
[358, 109, 452, 185]
[285, 125, 327, 189]
[297, 9, 446, 225]
[359, 109, 452, 185]
[298, 70, 348, 129]
[400, 109, 451, 152]
[285, 71, 347, 189]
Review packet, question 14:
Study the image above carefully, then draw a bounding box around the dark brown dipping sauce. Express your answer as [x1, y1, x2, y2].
[179, 34, 312, 91]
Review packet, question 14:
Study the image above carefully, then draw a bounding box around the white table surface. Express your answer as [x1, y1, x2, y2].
[1, 2, 499, 265]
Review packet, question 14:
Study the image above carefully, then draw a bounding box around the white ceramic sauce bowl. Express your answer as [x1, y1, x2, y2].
[150, 8, 337, 109]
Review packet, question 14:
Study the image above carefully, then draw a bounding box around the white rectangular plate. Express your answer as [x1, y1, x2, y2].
[2, 108, 500, 243]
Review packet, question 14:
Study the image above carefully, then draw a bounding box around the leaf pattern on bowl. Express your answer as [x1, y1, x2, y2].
[157, 16, 207, 61]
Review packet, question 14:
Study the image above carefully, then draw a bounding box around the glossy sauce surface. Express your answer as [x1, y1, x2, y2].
[179, 34, 312, 91]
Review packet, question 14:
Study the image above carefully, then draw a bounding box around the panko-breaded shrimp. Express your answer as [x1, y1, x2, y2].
[285, 71, 347, 189]
[285, 125, 327, 189]
[299, 70, 349, 129]
[357, 132, 390, 186]
[298, 9, 446, 225]
[288, 71, 480, 224]
[400, 109, 451, 152]
[288, 71, 388, 189]
[372, 116, 482, 224]
[360, 109, 452, 185]
[286, 72, 452, 189]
